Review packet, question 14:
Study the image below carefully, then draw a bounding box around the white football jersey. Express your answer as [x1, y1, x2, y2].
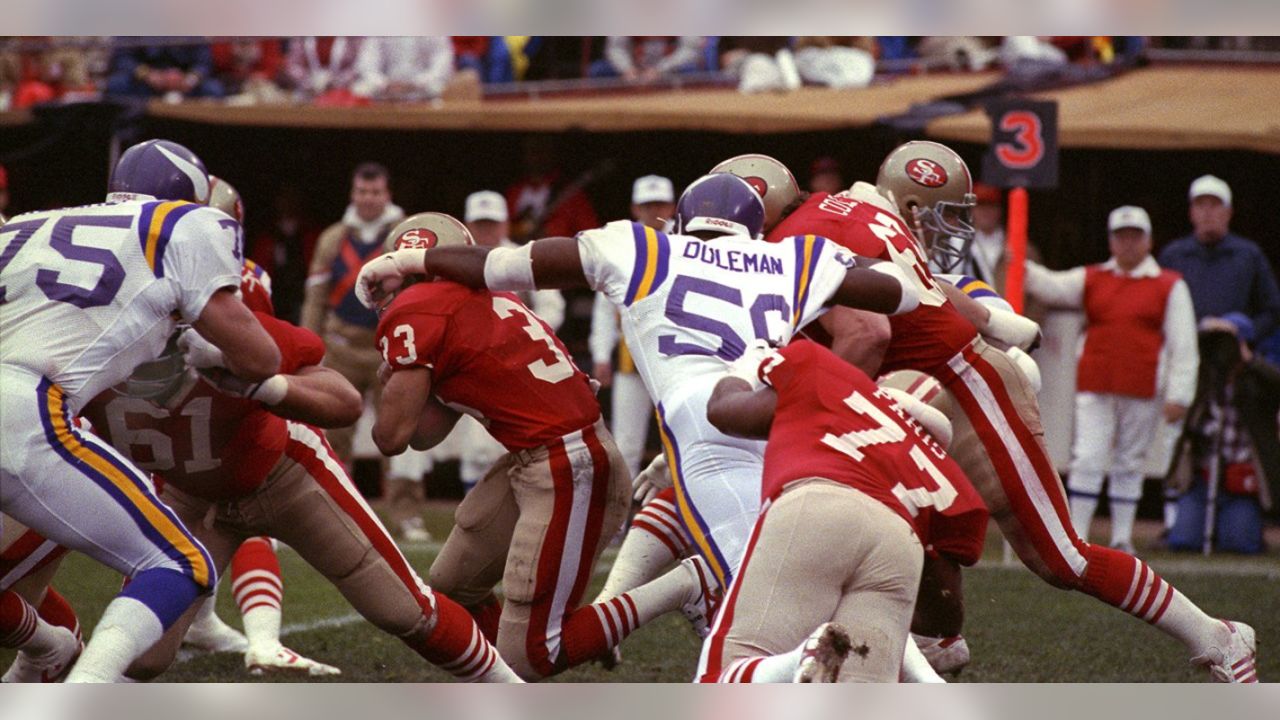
[0, 199, 242, 412]
[577, 220, 857, 406]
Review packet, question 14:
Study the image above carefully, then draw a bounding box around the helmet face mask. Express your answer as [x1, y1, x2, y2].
[875, 141, 976, 273]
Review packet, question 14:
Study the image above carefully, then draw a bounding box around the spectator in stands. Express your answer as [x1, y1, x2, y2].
[1025, 206, 1199, 552]
[0, 38, 97, 109]
[505, 135, 600, 243]
[794, 37, 877, 88]
[211, 39, 286, 103]
[1166, 315, 1278, 554]
[590, 37, 705, 83]
[916, 36, 998, 71]
[589, 175, 675, 476]
[1158, 175, 1280, 340]
[301, 163, 405, 471]
[807, 156, 843, 195]
[352, 37, 454, 100]
[105, 37, 224, 100]
[282, 36, 363, 97]
[719, 37, 799, 94]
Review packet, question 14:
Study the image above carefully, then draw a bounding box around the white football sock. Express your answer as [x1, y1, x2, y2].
[595, 530, 680, 603]
[1068, 494, 1100, 542]
[901, 635, 946, 683]
[1109, 499, 1139, 548]
[747, 646, 805, 683]
[66, 597, 164, 683]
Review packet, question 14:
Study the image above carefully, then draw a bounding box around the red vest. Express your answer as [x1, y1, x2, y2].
[1077, 264, 1181, 399]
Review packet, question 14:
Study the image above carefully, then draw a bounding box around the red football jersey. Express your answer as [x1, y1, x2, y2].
[376, 282, 600, 451]
[758, 341, 988, 565]
[82, 313, 325, 502]
[240, 259, 275, 315]
[767, 192, 977, 374]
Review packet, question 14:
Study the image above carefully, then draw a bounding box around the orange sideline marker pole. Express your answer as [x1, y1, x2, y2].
[1005, 186, 1028, 314]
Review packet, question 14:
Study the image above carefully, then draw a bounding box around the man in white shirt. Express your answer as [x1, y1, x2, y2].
[589, 175, 675, 476]
[1026, 206, 1199, 552]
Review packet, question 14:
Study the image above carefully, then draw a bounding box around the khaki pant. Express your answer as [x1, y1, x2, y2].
[320, 318, 383, 466]
[889, 338, 1089, 586]
[129, 421, 437, 679]
[698, 479, 923, 683]
[0, 514, 68, 603]
[428, 420, 631, 679]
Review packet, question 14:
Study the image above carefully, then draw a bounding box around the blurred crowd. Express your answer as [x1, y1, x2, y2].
[0, 35, 1225, 110]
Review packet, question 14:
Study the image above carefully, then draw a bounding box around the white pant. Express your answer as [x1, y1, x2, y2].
[610, 371, 653, 478]
[1067, 392, 1163, 502]
[0, 364, 214, 587]
[657, 380, 766, 590]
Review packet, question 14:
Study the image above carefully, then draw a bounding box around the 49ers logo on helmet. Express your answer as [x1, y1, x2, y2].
[905, 158, 948, 188]
[395, 228, 438, 250]
[744, 176, 768, 198]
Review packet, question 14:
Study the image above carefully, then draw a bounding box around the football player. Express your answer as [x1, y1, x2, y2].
[76, 268, 518, 681]
[698, 340, 987, 682]
[0, 139, 281, 682]
[1, 515, 81, 681]
[357, 175, 917, 604]
[370, 213, 717, 681]
[739, 141, 1256, 682]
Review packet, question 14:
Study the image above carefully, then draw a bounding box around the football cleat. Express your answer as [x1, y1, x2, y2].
[1, 626, 82, 683]
[182, 610, 249, 654]
[794, 623, 852, 683]
[912, 633, 971, 676]
[1192, 620, 1258, 683]
[399, 517, 433, 543]
[246, 644, 341, 677]
[679, 556, 721, 639]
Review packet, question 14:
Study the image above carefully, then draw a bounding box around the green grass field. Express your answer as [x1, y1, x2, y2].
[3, 512, 1276, 683]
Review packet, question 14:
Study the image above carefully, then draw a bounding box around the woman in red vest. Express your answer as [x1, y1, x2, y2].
[1026, 206, 1199, 552]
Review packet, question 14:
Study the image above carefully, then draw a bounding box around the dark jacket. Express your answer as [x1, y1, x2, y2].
[1158, 232, 1280, 339]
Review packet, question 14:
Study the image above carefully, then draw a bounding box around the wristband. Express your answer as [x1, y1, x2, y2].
[250, 375, 288, 406]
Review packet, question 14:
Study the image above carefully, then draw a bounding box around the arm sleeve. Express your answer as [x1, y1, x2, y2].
[1024, 262, 1085, 308]
[1160, 279, 1200, 407]
[794, 237, 859, 330]
[415, 37, 454, 95]
[1248, 247, 1280, 339]
[255, 312, 326, 374]
[654, 36, 703, 73]
[605, 37, 636, 74]
[588, 292, 619, 365]
[163, 207, 243, 323]
[575, 220, 639, 303]
[376, 308, 448, 371]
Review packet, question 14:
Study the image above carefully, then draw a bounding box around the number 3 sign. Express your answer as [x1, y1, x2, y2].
[981, 99, 1059, 189]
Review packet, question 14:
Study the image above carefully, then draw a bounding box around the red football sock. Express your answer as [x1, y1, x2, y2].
[36, 588, 81, 642]
[0, 590, 38, 649]
[411, 594, 501, 681]
[231, 537, 283, 648]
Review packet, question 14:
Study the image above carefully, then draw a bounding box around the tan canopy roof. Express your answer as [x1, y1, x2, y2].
[926, 66, 1280, 154]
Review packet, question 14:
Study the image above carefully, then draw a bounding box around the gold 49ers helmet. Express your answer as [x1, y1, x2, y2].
[875, 141, 977, 272]
[206, 175, 245, 224]
[384, 211, 475, 252]
[710, 154, 799, 232]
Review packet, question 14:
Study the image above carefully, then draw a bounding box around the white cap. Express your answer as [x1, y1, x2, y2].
[1108, 205, 1151, 234]
[632, 175, 674, 205]
[464, 190, 508, 223]
[1188, 174, 1231, 206]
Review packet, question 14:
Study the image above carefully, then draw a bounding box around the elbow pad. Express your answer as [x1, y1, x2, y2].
[868, 262, 919, 315]
[985, 308, 1041, 351]
[482, 244, 537, 292]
